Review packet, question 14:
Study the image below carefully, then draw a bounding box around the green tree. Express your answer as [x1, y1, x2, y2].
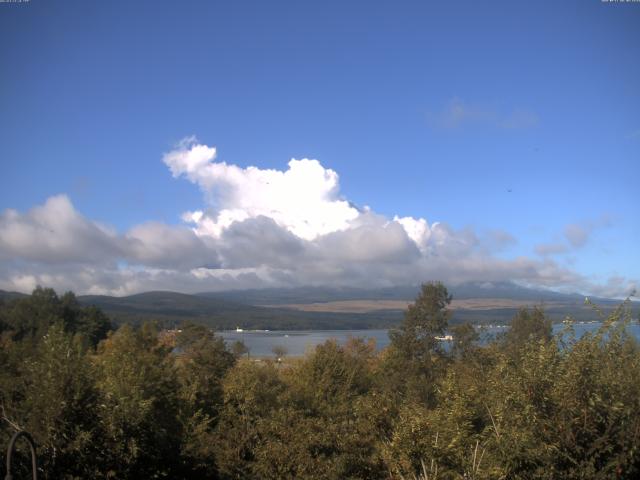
[0, 287, 112, 347]
[504, 306, 552, 349]
[233, 340, 385, 479]
[1, 323, 101, 479]
[2, 287, 63, 342]
[94, 323, 183, 478]
[383, 282, 452, 404]
[389, 282, 452, 359]
[450, 322, 479, 359]
[77, 305, 113, 347]
[175, 322, 236, 477]
[231, 339, 249, 358]
[176, 323, 236, 417]
[545, 307, 640, 479]
[214, 361, 287, 479]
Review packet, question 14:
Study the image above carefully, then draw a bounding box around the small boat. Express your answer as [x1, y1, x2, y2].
[236, 327, 244, 332]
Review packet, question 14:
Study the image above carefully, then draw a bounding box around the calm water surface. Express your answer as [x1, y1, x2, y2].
[219, 322, 640, 357]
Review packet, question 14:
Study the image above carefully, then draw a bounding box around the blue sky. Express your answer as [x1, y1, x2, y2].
[0, 0, 638, 296]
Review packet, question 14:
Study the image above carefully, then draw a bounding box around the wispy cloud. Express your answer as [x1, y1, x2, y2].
[627, 129, 640, 140]
[564, 224, 590, 248]
[564, 216, 611, 248]
[427, 98, 539, 130]
[535, 242, 569, 256]
[499, 109, 540, 129]
[534, 216, 612, 257]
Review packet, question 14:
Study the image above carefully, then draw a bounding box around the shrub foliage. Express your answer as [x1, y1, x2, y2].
[1, 283, 639, 479]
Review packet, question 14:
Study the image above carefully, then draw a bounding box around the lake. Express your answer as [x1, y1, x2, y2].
[219, 322, 640, 357]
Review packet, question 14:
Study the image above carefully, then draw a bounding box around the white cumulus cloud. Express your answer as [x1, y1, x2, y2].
[0, 195, 124, 265]
[0, 138, 635, 298]
[163, 137, 360, 241]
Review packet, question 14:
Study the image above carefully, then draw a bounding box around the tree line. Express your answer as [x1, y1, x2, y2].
[1, 283, 639, 479]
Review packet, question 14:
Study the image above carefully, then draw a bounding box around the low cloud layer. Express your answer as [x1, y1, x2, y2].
[0, 138, 636, 298]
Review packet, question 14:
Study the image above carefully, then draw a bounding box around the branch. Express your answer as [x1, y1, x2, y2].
[484, 403, 500, 440]
[1, 402, 23, 432]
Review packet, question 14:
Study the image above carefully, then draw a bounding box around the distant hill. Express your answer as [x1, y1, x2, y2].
[0, 289, 28, 301]
[197, 281, 617, 306]
[77, 290, 399, 330]
[196, 282, 630, 326]
[196, 286, 419, 304]
[79, 291, 258, 317]
[3, 283, 633, 331]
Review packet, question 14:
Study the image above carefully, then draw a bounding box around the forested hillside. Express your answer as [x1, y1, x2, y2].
[3, 282, 627, 331]
[1, 283, 639, 479]
[76, 291, 401, 330]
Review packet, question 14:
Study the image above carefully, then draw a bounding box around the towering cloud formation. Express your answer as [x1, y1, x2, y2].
[0, 137, 636, 297]
[163, 137, 360, 240]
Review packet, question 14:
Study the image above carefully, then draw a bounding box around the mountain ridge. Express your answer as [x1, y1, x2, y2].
[2, 283, 633, 330]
